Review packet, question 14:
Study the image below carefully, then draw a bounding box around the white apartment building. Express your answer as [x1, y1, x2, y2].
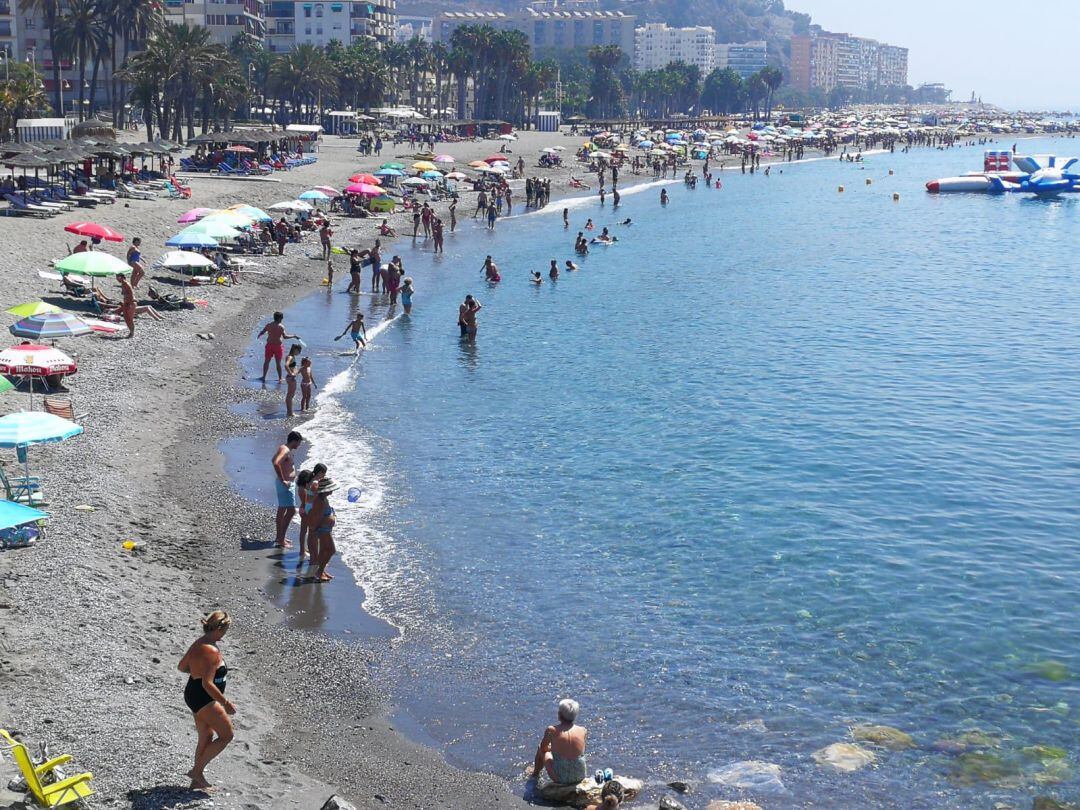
[633, 23, 716, 74]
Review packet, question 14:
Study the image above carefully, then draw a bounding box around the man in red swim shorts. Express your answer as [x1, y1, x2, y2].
[257, 311, 299, 382]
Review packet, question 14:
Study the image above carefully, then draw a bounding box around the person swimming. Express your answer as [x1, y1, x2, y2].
[531, 271, 543, 284]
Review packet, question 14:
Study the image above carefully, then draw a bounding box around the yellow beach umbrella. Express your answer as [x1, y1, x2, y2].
[412, 160, 437, 172]
[6, 302, 62, 318]
[468, 160, 488, 169]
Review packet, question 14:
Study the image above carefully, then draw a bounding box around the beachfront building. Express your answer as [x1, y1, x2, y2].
[715, 41, 766, 78]
[168, 0, 267, 44]
[0, 2, 18, 64]
[435, 8, 634, 54]
[395, 14, 432, 43]
[264, 0, 397, 51]
[634, 24, 717, 74]
[790, 29, 907, 93]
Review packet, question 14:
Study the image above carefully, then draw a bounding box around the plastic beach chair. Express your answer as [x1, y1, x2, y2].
[0, 462, 46, 507]
[0, 729, 94, 807]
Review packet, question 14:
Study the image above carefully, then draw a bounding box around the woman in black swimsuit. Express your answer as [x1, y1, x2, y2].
[178, 610, 235, 790]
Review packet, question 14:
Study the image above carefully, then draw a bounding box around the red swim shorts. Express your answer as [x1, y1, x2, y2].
[264, 343, 284, 361]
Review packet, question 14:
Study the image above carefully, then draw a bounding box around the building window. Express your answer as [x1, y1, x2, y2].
[24, 16, 33, 29]
[316, 25, 322, 33]
[305, 25, 311, 33]
[303, 4, 311, 16]
[314, 3, 322, 16]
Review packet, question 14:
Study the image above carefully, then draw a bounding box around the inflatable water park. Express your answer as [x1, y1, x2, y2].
[926, 151, 1080, 196]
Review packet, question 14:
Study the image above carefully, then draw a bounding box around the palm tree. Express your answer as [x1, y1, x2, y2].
[380, 41, 409, 107]
[759, 65, 783, 120]
[446, 45, 470, 119]
[270, 44, 333, 125]
[405, 35, 429, 113]
[745, 72, 767, 120]
[0, 61, 48, 137]
[587, 44, 624, 119]
[107, 0, 163, 125]
[54, 0, 110, 119]
[19, 0, 62, 113]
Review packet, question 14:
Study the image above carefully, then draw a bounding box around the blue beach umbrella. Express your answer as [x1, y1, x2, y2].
[166, 231, 220, 249]
[421, 170, 442, 180]
[298, 189, 330, 202]
[0, 411, 83, 483]
[0, 499, 47, 531]
[373, 167, 404, 177]
[9, 312, 93, 341]
[228, 204, 272, 221]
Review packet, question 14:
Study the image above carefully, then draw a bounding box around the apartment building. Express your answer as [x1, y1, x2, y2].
[435, 8, 634, 55]
[716, 40, 766, 78]
[265, 0, 396, 52]
[634, 24, 716, 74]
[790, 30, 907, 93]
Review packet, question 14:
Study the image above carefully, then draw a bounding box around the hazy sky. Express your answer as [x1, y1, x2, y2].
[794, 0, 1079, 111]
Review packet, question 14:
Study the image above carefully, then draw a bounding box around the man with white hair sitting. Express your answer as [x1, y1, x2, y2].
[533, 698, 589, 785]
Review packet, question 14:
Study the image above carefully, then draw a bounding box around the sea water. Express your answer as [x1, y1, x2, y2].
[247, 138, 1080, 807]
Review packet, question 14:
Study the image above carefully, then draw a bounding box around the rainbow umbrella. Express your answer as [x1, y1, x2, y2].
[9, 313, 93, 341]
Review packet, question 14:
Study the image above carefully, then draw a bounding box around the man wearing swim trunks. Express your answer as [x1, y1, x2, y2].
[272, 430, 303, 548]
[257, 311, 299, 382]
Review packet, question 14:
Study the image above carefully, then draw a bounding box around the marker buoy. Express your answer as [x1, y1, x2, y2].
[838, 186, 844, 193]
[888, 169, 894, 176]
[893, 193, 900, 202]
[866, 178, 872, 185]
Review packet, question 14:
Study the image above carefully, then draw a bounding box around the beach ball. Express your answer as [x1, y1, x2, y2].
[347, 487, 362, 503]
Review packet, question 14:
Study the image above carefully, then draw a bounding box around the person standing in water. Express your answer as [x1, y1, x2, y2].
[401, 277, 415, 314]
[284, 344, 302, 417]
[178, 611, 235, 791]
[271, 431, 303, 548]
[458, 295, 482, 338]
[258, 311, 300, 383]
[308, 477, 339, 583]
[549, 260, 559, 281]
[660, 188, 669, 205]
[334, 313, 367, 353]
[563, 208, 569, 228]
[487, 202, 497, 230]
[299, 358, 317, 412]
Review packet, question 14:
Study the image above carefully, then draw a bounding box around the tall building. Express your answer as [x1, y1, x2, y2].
[634, 24, 717, 74]
[0, 0, 18, 63]
[435, 8, 634, 54]
[171, 0, 267, 45]
[790, 29, 907, 94]
[716, 41, 766, 78]
[265, 0, 396, 52]
[395, 14, 431, 43]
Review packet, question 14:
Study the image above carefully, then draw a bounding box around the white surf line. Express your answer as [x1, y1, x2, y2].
[320, 312, 403, 397]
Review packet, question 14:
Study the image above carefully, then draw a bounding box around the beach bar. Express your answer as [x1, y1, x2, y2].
[15, 118, 76, 143]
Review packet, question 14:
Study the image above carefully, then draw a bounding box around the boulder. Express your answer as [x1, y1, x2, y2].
[534, 771, 643, 809]
[320, 796, 359, 810]
[1033, 799, 1078, 810]
[666, 781, 690, 794]
[707, 761, 785, 794]
[812, 742, 876, 773]
[851, 724, 916, 750]
[659, 797, 686, 810]
[705, 802, 764, 810]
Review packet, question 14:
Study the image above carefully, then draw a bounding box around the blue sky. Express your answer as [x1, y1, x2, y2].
[795, 0, 1080, 111]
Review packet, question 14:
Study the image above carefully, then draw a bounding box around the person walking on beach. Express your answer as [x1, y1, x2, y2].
[309, 477, 339, 582]
[532, 699, 588, 786]
[272, 431, 303, 548]
[178, 610, 236, 791]
[334, 312, 367, 353]
[284, 344, 302, 417]
[117, 273, 136, 337]
[274, 218, 289, 255]
[319, 221, 333, 260]
[459, 295, 482, 339]
[299, 358, 317, 411]
[258, 311, 299, 383]
[126, 237, 146, 288]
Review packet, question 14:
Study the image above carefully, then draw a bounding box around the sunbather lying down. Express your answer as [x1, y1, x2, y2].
[94, 288, 164, 321]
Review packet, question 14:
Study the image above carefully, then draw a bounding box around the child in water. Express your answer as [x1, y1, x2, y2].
[401, 277, 414, 314]
[334, 313, 367, 353]
[531, 271, 543, 284]
[299, 358, 317, 411]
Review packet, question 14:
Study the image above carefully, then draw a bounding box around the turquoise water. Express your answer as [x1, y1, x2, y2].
[265, 139, 1080, 806]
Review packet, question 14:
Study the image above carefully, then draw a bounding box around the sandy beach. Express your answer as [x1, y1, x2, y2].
[0, 129, 585, 809]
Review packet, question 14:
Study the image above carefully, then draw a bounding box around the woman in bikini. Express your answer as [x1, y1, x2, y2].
[178, 611, 235, 790]
[309, 477, 339, 582]
[284, 344, 302, 417]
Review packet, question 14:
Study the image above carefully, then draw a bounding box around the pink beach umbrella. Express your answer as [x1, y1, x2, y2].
[344, 182, 385, 197]
[348, 173, 382, 185]
[433, 154, 455, 164]
[178, 207, 214, 223]
[313, 185, 340, 197]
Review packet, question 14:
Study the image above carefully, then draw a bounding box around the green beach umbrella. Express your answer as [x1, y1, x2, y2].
[0, 377, 14, 395]
[54, 252, 130, 277]
[181, 221, 243, 240]
[380, 162, 405, 170]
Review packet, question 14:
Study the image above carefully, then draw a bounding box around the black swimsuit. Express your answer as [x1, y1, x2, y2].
[184, 663, 228, 714]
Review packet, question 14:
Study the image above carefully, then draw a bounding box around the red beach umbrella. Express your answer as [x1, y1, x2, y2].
[483, 155, 509, 164]
[348, 173, 382, 185]
[0, 344, 78, 376]
[64, 222, 125, 242]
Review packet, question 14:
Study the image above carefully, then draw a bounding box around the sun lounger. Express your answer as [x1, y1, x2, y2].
[147, 285, 190, 311]
[4, 194, 57, 217]
[0, 729, 94, 808]
[117, 181, 155, 200]
[43, 395, 86, 422]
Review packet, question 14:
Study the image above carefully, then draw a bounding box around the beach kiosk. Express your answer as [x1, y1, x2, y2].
[15, 117, 75, 143]
[536, 110, 561, 133]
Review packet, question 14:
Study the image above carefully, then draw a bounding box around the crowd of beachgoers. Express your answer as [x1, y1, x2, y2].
[0, 107, 1064, 809]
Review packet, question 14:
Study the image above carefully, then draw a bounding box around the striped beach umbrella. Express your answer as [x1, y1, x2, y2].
[9, 313, 93, 340]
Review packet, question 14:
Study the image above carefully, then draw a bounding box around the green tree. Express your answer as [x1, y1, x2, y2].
[701, 67, 743, 115]
[759, 65, 783, 119]
[586, 44, 625, 119]
[745, 71, 767, 119]
[54, 0, 110, 119]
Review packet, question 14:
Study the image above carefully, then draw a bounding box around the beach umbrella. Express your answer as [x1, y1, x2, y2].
[179, 221, 241, 240]
[483, 155, 508, 164]
[312, 185, 340, 196]
[165, 231, 219, 249]
[479, 165, 507, 175]
[269, 200, 312, 212]
[349, 173, 382, 184]
[199, 211, 254, 229]
[379, 162, 405, 170]
[0, 500, 48, 532]
[157, 250, 215, 270]
[298, 189, 330, 202]
[54, 252, 129, 277]
[421, 170, 442, 180]
[401, 177, 429, 187]
[0, 344, 78, 407]
[445, 171, 467, 180]
[6, 302, 61, 318]
[9, 313, 93, 341]
[433, 154, 454, 163]
[468, 160, 488, 169]
[0, 411, 83, 483]
[344, 182, 384, 197]
[412, 160, 437, 171]
[226, 145, 255, 153]
[177, 207, 214, 224]
[499, 134, 516, 141]
[227, 204, 272, 222]
[64, 222, 124, 242]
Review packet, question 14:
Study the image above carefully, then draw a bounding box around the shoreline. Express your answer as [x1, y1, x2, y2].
[1, 129, 1063, 809]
